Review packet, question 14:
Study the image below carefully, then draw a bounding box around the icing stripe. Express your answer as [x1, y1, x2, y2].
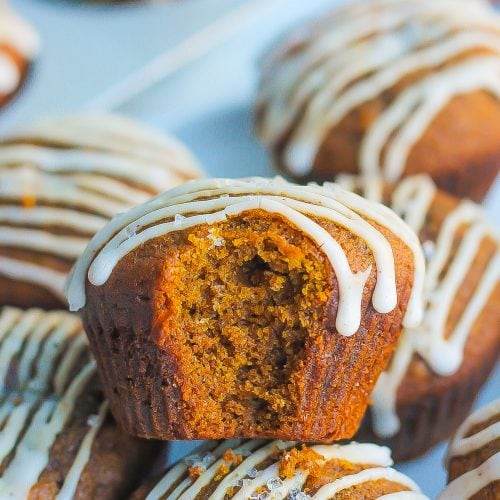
[312, 468, 421, 499]
[440, 400, 500, 499]
[447, 399, 500, 460]
[0, 307, 108, 498]
[338, 175, 499, 438]
[56, 401, 109, 500]
[258, 0, 500, 180]
[147, 440, 425, 499]
[67, 177, 425, 337]
[0, 256, 67, 299]
[439, 453, 500, 500]
[145, 440, 240, 500]
[0, 114, 202, 302]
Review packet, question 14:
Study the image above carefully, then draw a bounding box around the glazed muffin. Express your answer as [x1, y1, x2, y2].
[256, 0, 500, 202]
[66, 176, 424, 442]
[439, 399, 500, 499]
[132, 439, 427, 499]
[335, 174, 500, 461]
[0, 1, 40, 110]
[0, 306, 159, 499]
[0, 113, 202, 309]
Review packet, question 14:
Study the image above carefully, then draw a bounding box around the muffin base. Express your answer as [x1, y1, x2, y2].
[357, 337, 499, 462]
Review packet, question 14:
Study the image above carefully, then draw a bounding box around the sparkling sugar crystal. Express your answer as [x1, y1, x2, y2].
[201, 453, 215, 467]
[86, 414, 98, 426]
[247, 468, 259, 479]
[289, 489, 311, 500]
[267, 477, 284, 491]
[422, 240, 435, 260]
[174, 214, 186, 225]
[183, 454, 201, 467]
[125, 224, 139, 238]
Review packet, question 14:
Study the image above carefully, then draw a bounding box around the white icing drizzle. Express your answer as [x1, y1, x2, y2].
[0, 0, 40, 94]
[447, 399, 500, 460]
[0, 307, 108, 499]
[0, 256, 68, 300]
[147, 440, 425, 500]
[56, 401, 109, 500]
[66, 177, 425, 337]
[0, 114, 202, 303]
[378, 494, 429, 500]
[438, 453, 500, 500]
[257, 0, 500, 179]
[145, 440, 242, 500]
[339, 175, 500, 438]
[441, 401, 500, 500]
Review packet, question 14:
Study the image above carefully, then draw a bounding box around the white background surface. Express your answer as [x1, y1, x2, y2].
[4, 0, 499, 498]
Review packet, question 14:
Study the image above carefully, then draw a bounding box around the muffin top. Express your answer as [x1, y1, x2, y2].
[140, 439, 426, 499]
[257, 0, 500, 180]
[0, 113, 201, 303]
[0, 306, 101, 498]
[66, 176, 424, 337]
[336, 174, 499, 438]
[440, 399, 500, 499]
[0, 1, 40, 96]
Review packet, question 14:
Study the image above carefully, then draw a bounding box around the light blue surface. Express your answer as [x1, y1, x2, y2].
[2, 1, 499, 498]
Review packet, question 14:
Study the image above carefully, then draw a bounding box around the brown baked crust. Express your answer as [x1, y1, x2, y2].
[0, 117, 201, 310]
[258, 4, 500, 202]
[27, 384, 159, 500]
[446, 409, 500, 500]
[357, 188, 500, 461]
[131, 440, 420, 499]
[0, 275, 63, 309]
[311, 89, 500, 203]
[0, 308, 160, 499]
[82, 206, 415, 442]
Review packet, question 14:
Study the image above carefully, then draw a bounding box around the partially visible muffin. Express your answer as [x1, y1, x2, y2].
[256, 0, 500, 201]
[439, 399, 500, 500]
[336, 174, 499, 461]
[0, 2, 40, 109]
[67, 176, 424, 442]
[0, 306, 159, 499]
[132, 439, 427, 499]
[0, 113, 202, 309]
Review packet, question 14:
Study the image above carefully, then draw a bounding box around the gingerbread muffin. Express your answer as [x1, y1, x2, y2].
[0, 113, 202, 309]
[67, 176, 424, 442]
[256, 0, 500, 202]
[0, 306, 159, 499]
[132, 439, 426, 499]
[0, 2, 39, 110]
[439, 399, 500, 499]
[335, 174, 500, 461]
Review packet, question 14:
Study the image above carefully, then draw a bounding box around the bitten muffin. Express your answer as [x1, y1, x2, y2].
[0, 113, 202, 309]
[0, 2, 40, 110]
[439, 399, 500, 500]
[67, 176, 424, 442]
[256, 0, 500, 202]
[0, 306, 159, 499]
[132, 439, 427, 499]
[335, 174, 500, 461]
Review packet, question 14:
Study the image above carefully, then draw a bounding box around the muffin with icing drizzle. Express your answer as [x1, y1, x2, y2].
[0, 306, 159, 499]
[0, 1, 39, 110]
[132, 439, 427, 499]
[335, 174, 500, 461]
[66, 176, 424, 441]
[256, 0, 500, 202]
[0, 113, 202, 309]
[439, 399, 500, 500]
